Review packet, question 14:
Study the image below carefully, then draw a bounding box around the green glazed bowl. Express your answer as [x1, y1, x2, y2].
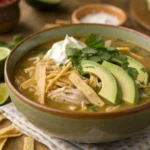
[4, 24, 150, 143]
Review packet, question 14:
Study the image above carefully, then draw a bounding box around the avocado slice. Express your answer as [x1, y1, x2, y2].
[81, 60, 121, 105]
[127, 56, 148, 85]
[102, 61, 139, 104]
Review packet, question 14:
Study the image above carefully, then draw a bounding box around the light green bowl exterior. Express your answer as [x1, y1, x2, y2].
[5, 24, 150, 143]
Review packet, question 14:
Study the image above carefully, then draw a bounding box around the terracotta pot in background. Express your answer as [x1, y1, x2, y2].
[0, 0, 20, 33]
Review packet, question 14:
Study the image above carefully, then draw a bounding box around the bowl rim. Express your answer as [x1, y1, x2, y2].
[71, 3, 127, 26]
[5, 23, 150, 119]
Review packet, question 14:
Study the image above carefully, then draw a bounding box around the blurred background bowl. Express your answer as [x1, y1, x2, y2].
[25, 0, 62, 10]
[72, 4, 127, 26]
[0, 0, 20, 33]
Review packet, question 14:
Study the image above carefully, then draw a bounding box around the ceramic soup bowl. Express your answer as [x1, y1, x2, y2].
[5, 24, 150, 143]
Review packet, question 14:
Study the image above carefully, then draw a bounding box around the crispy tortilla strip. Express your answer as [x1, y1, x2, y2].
[46, 74, 57, 79]
[36, 63, 46, 104]
[68, 72, 104, 107]
[46, 72, 70, 79]
[23, 136, 34, 150]
[47, 70, 60, 74]
[117, 47, 143, 60]
[55, 81, 68, 87]
[89, 74, 98, 89]
[59, 77, 73, 85]
[0, 124, 21, 139]
[46, 62, 72, 92]
[0, 115, 5, 122]
[0, 138, 7, 150]
[20, 78, 36, 90]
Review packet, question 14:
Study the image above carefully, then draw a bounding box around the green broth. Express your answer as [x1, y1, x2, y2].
[13, 36, 150, 113]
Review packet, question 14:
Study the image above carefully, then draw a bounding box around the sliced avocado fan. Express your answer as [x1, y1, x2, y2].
[127, 56, 148, 85]
[81, 60, 121, 105]
[102, 61, 139, 104]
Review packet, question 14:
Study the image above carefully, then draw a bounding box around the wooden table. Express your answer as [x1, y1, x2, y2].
[0, 0, 150, 149]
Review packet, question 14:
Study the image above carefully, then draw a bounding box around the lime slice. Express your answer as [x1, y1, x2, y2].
[0, 47, 10, 61]
[0, 83, 9, 105]
[0, 47, 10, 78]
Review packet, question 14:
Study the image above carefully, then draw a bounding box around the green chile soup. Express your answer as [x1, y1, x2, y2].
[13, 34, 150, 113]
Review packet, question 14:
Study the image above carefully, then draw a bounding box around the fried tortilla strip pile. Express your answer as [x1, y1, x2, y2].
[46, 62, 72, 92]
[68, 71, 104, 107]
[23, 136, 34, 150]
[36, 63, 46, 104]
[0, 123, 22, 149]
[0, 124, 22, 139]
[0, 138, 7, 150]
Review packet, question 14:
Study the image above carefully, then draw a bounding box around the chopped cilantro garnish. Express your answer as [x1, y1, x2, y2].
[66, 33, 139, 80]
[141, 68, 147, 73]
[126, 67, 139, 80]
[85, 33, 105, 48]
[88, 105, 99, 112]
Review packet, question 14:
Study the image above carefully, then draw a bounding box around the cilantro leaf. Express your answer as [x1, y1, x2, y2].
[85, 33, 104, 48]
[106, 46, 117, 51]
[101, 51, 111, 61]
[0, 34, 24, 49]
[141, 68, 147, 73]
[12, 34, 24, 44]
[88, 105, 99, 112]
[66, 48, 82, 57]
[0, 41, 7, 47]
[88, 56, 102, 62]
[126, 67, 139, 80]
[82, 47, 97, 54]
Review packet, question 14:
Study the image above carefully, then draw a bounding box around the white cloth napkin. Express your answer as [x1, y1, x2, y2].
[0, 103, 150, 150]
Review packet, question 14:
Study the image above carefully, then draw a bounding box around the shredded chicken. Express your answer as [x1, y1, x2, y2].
[47, 86, 89, 105]
[46, 62, 72, 92]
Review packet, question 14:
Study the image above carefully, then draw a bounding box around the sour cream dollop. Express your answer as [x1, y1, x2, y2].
[44, 35, 86, 65]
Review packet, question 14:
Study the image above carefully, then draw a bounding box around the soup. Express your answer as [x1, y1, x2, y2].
[13, 34, 150, 113]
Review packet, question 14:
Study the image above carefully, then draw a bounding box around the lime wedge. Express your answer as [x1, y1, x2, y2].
[0, 47, 10, 60]
[0, 83, 9, 105]
[0, 47, 10, 78]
